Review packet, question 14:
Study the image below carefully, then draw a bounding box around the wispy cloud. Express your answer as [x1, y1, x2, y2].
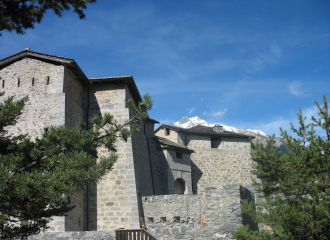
[203, 111, 206, 115]
[245, 105, 320, 137]
[207, 109, 227, 117]
[313, 67, 322, 72]
[200, 98, 204, 101]
[288, 81, 306, 97]
[243, 43, 282, 74]
[188, 107, 196, 115]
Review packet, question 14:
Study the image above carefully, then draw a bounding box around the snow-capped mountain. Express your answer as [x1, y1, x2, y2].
[172, 116, 269, 137]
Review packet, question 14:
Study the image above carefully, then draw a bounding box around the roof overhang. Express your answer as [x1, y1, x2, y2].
[153, 136, 194, 154]
[89, 76, 142, 104]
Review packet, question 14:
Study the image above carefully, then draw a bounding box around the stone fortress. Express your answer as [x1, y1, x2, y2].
[0, 49, 263, 239]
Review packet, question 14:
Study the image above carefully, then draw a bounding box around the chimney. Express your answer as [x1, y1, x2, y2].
[213, 123, 223, 132]
[25, 48, 30, 50]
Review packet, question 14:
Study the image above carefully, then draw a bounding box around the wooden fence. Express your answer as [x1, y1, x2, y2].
[115, 229, 157, 240]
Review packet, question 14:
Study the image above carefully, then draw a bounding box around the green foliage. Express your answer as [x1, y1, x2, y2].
[0, 92, 153, 238]
[234, 96, 330, 240]
[0, 0, 96, 36]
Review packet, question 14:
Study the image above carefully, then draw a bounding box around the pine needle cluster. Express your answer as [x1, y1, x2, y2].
[234, 96, 330, 240]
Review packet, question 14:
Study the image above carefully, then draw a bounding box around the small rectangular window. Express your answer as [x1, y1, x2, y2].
[160, 217, 166, 222]
[17, 77, 20, 87]
[2, 80, 5, 88]
[147, 217, 153, 223]
[176, 152, 182, 159]
[173, 216, 180, 222]
[165, 128, 170, 136]
[45, 76, 50, 85]
[32, 77, 35, 86]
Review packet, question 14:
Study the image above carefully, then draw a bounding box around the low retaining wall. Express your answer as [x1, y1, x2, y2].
[28, 231, 114, 239]
[142, 184, 252, 240]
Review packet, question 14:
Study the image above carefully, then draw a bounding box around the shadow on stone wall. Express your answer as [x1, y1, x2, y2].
[191, 161, 203, 194]
[240, 185, 259, 231]
[87, 181, 98, 231]
[86, 91, 101, 231]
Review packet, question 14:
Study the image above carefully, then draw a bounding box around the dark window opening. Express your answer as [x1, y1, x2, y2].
[46, 76, 50, 85]
[173, 216, 180, 222]
[176, 152, 182, 159]
[2, 80, 4, 88]
[17, 78, 20, 87]
[160, 217, 166, 223]
[32, 77, 35, 86]
[211, 137, 222, 148]
[147, 217, 153, 223]
[165, 128, 170, 136]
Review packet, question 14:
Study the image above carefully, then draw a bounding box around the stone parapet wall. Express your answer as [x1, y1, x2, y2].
[142, 185, 250, 240]
[28, 231, 115, 239]
[142, 195, 201, 229]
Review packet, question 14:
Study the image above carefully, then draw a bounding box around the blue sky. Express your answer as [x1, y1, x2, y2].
[1, 0, 330, 137]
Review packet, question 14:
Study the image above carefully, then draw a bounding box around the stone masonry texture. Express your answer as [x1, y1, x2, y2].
[1, 50, 260, 239]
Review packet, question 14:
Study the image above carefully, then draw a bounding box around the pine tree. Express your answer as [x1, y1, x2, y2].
[234, 95, 330, 240]
[0, 92, 153, 238]
[0, 0, 96, 36]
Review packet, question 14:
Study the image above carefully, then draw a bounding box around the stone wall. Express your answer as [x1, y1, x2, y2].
[155, 127, 178, 143]
[64, 67, 87, 129]
[148, 137, 164, 195]
[28, 231, 115, 239]
[131, 120, 154, 197]
[0, 58, 69, 232]
[0, 58, 64, 97]
[157, 150, 193, 195]
[191, 147, 252, 194]
[186, 134, 211, 149]
[212, 137, 250, 152]
[142, 185, 249, 240]
[87, 82, 140, 231]
[0, 58, 65, 138]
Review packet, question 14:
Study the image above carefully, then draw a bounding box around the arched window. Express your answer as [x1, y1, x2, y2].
[173, 178, 185, 194]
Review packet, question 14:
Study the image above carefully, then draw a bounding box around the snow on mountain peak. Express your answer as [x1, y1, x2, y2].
[172, 116, 269, 137]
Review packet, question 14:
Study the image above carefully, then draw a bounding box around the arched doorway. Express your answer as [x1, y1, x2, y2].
[173, 178, 185, 194]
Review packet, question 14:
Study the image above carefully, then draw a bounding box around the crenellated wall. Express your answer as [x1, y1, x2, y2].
[142, 185, 253, 240]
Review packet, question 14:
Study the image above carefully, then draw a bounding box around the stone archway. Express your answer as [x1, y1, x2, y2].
[173, 178, 185, 194]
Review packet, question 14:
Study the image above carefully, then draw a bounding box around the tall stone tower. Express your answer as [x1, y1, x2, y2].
[0, 49, 158, 232]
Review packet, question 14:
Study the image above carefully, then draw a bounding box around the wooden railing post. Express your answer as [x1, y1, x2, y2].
[115, 228, 158, 240]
